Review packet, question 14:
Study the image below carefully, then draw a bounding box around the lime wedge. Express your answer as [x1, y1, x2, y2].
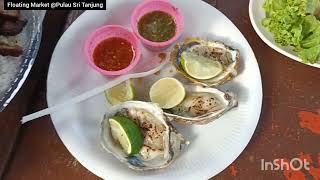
[180, 53, 223, 80]
[149, 77, 186, 109]
[109, 116, 144, 155]
[106, 80, 135, 105]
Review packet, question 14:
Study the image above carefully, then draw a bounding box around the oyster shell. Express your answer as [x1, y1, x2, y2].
[171, 38, 240, 87]
[101, 101, 189, 171]
[164, 85, 238, 125]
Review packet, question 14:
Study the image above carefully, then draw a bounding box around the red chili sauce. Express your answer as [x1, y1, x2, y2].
[93, 37, 135, 71]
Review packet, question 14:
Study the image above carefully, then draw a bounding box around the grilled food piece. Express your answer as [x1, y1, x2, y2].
[0, 18, 27, 36]
[0, 2, 20, 21]
[0, 42, 23, 57]
[0, 3, 27, 36]
[0, 5, 27, 56]
[0, 6, 27, 56]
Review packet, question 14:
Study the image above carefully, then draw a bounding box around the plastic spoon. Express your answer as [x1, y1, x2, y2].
[21, 58, 169, 124]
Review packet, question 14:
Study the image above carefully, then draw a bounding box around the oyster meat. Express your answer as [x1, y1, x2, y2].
[171, 38, 240, 87]
[101, 101, 188, 171]
[164, 85, 238, 125]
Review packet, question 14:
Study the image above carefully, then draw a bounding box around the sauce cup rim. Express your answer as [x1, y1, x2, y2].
[84, 25, 141, 76]
[131, 0, 184, 48]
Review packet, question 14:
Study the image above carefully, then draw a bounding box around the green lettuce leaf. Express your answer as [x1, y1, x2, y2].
[306, 0, 320, 15]
[301, 24, 320, 48]
[262, 0, 320, 64]
[297, 45, 320, 63]
[301, 15, 319, 37]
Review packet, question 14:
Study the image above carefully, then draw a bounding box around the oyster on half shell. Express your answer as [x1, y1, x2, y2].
[164, 85, 238, 125]
[101, 101, 189, 171]
[171, 38, 240, 87]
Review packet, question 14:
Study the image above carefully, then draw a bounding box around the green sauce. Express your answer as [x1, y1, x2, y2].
[138, 11, 176, 42]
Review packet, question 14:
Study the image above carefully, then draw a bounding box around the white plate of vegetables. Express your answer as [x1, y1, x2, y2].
[249, 0, 320, 68]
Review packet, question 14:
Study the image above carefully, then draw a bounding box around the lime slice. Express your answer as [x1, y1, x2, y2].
[106, 80, 135, 105]
[109, 116, 144, 155]
[180, 53, 223, 80]
[149, 77, 186, 109]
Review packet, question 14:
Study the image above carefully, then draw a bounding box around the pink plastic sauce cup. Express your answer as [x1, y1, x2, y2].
[84, 25, 141, 76]
[131, 0, 184, 51]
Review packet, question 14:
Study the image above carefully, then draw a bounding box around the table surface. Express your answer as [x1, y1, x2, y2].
[1, 1, 320, 180]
